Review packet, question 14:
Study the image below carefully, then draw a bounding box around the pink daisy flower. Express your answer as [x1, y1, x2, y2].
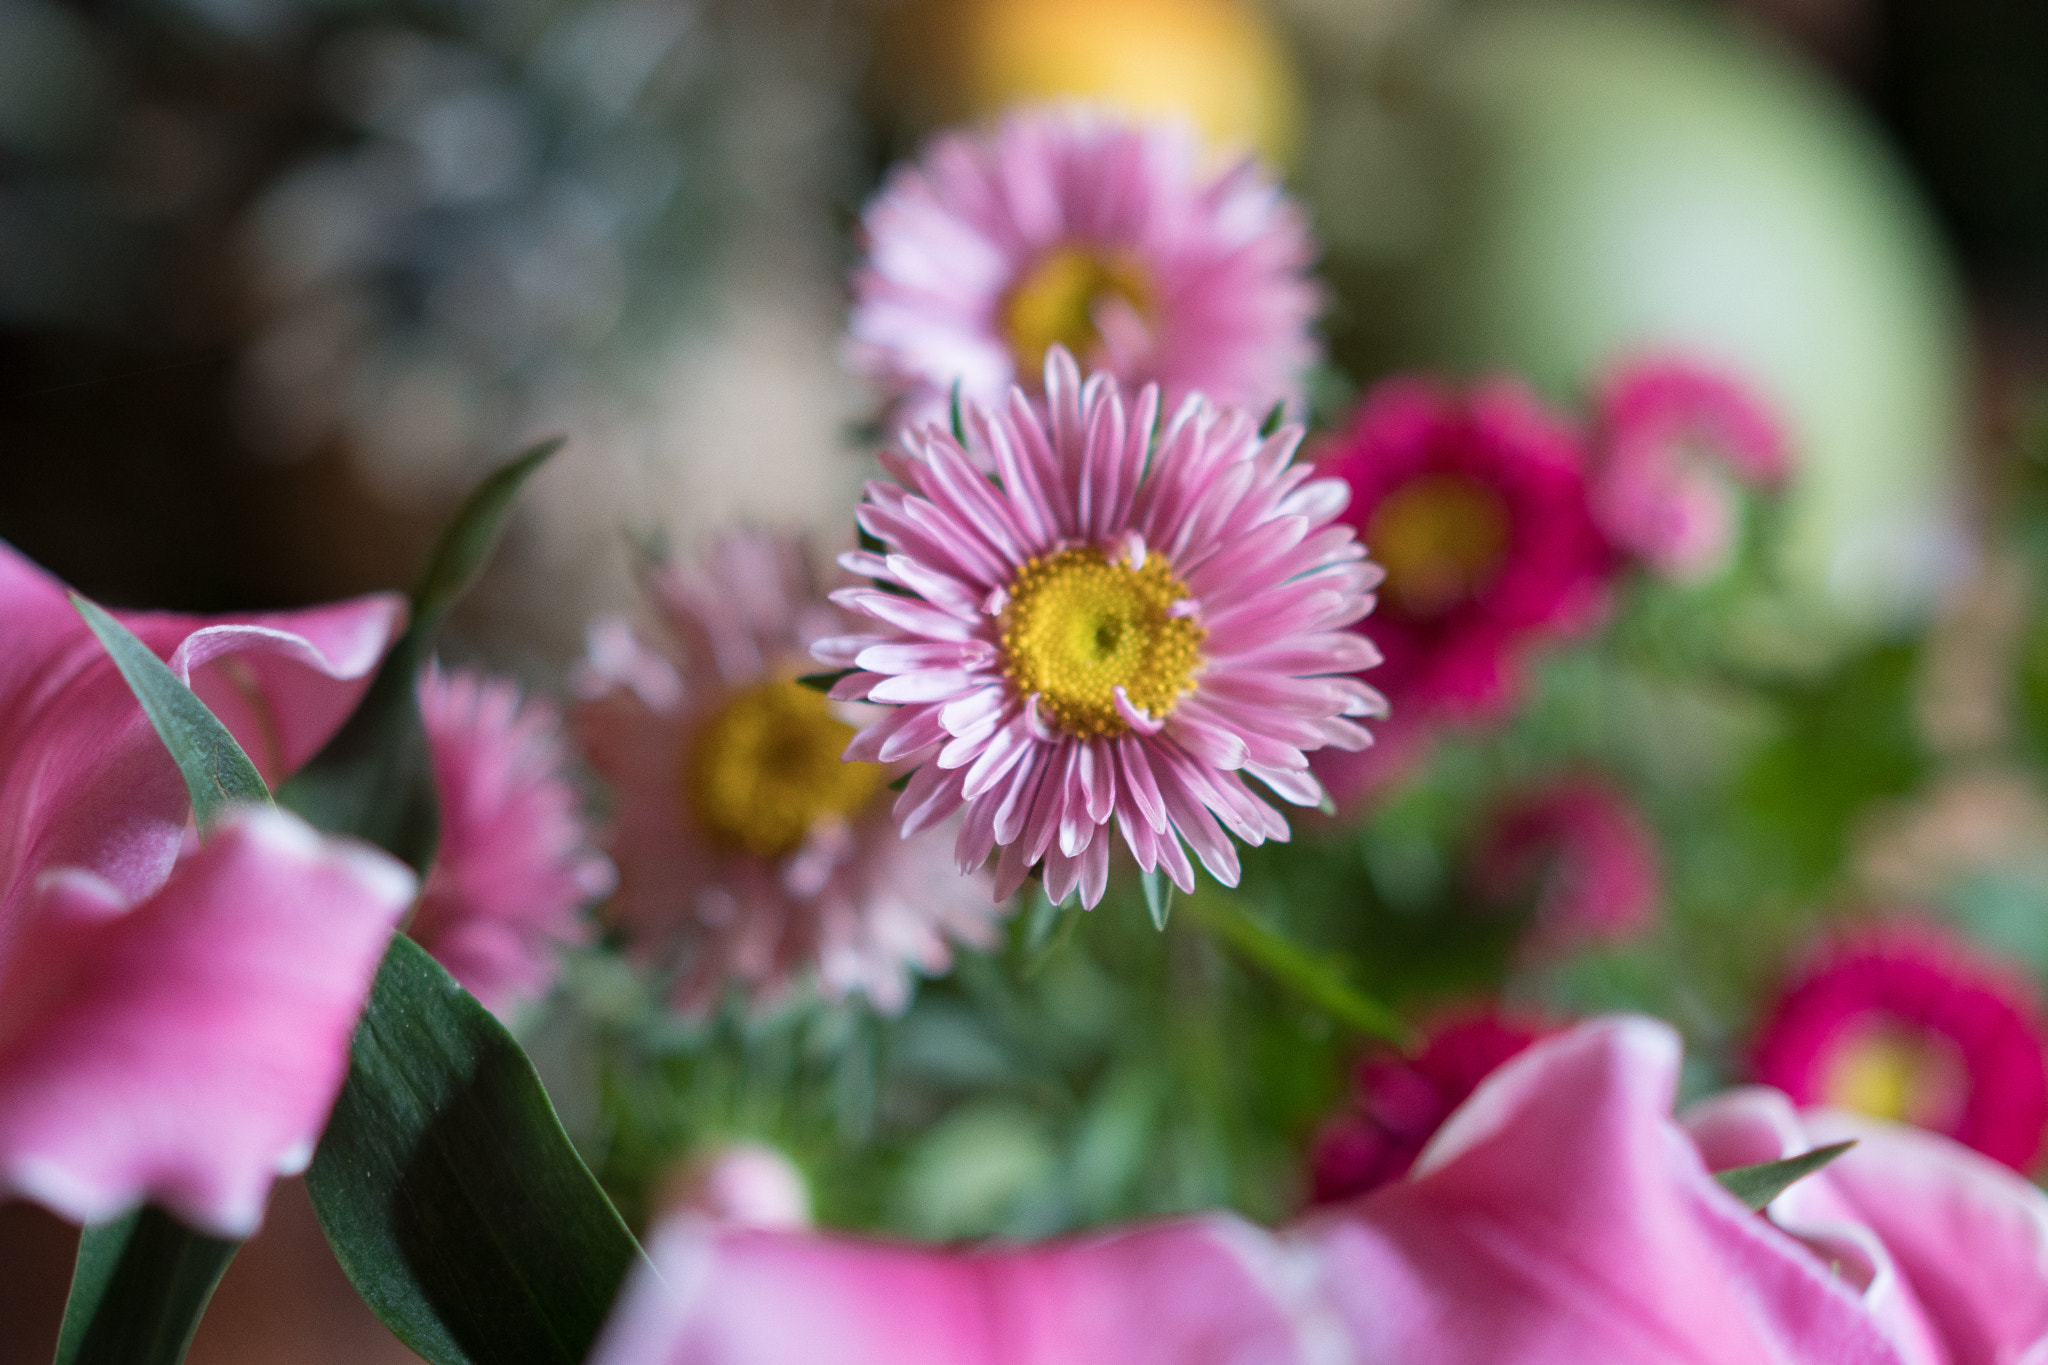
[816, 349, 1383, 909]
[849, 105, 1321, 432]
[1751, 923, 2048, 1171]
[1311, 377, 1616, 807]
[1591, 355, 1790, 580]
[410, 664, 614, 1017]
[573, 531, 1004, 1015]
[1470, 775, 1662, 959]
[1309, 1008, 1549, 1204]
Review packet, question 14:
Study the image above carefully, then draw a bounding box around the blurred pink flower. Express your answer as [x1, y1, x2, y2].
[1751, 923, 2048, 1171]
[849, 105, 1320, 432]
[1470, 775, 1663, 957]
[410, 664, 613, 1016]
[591, 1016, 2048, 1363]
[661, 1142, 813, 1232]
[573, 531, 1003, 1016]
[817, 350, 1382, 908]
[0, 540, 415, 1236]
[1309, 1008, 1548, 1203]
[1312, 378, 1614, 808]
[1591, 356, 1789, 580]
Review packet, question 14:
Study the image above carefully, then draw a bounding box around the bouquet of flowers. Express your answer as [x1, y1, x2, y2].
[11, 97, 2048, 1365]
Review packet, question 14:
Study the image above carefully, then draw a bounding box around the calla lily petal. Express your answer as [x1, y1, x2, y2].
[0, 541, 405, 934]
[0, 806, 413, 1238]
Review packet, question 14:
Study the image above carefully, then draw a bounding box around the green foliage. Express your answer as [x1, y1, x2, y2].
[69, 597, 269, 831]
[1714, 1140, 1855, 1211]
[1738, 642, 1924, 890]
[60, 606, 267, 1363]
[55, 1209, 238, 1365]
[280, 438, 560, 874]
[306, 937, 643, 1365]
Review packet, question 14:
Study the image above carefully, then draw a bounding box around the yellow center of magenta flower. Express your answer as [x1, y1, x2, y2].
[684, 679, 887, 859]
[1822, 1021, 1964, 1128]
[1002, 246, 1155, 378]
[1365, 473, 1512, 618]
[1001, 546, 1204, 737]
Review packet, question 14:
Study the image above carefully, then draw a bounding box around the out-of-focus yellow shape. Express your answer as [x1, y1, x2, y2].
[884, 0, 1303, 166]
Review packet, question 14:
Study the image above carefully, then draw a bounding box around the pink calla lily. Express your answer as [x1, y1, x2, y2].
[0, 541, 415, 1236]
[592, 1017, 2048, 1364]
[0, 540, 404, 934]
[0, 808, 415, 1238]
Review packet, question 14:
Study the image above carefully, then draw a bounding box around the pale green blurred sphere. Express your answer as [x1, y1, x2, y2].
[1399, 0, 1968, 625]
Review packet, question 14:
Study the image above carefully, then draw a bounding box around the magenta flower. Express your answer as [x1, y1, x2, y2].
[410, 664, 613, 1016]
[1470, 775, 1663, 958]
[590, 1016, 2048, 1363]
[1751, 923, 2048, 1171]
[1309, 1008, 1547, 1203]
[0, 540, 415, 1236]
[817, 350, 1383, 908]
[573, 530, 1004, 1015]
[1592, 355, 1789, 580]
[849, 106, 1321, 432]
[1311, 377, 1614, 807]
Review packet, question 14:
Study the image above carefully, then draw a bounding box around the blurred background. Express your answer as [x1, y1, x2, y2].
[5, 0, 2048, 1356]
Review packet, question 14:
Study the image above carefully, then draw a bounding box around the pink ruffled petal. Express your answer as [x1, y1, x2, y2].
[0, 807, 413, 1237]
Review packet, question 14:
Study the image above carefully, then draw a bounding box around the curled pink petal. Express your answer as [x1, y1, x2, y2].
[0, 807, 413, 1238]
[0, 540, 404, 937]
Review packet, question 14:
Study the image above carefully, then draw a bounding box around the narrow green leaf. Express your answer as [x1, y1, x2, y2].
[797, 670, 851, 694]
[307, 936, 643, 1365]
[70, 597, 269, 831]
[1258, 400, 1286, 439]
[55, 1208, 238, 1365]
[949, 378, 968, 446]
[1714, 1140, 1856, 1211]
[60, 606, 267, 1359]
[280, 438, 560, 872]
[1140, 868, 1174, 930]
[1178, 891, 1407, 1044]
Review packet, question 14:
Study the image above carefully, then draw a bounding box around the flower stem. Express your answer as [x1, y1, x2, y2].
[1177, 888, 1409, 1045]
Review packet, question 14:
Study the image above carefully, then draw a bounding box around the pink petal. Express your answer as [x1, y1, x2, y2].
[0, 807, 413, 1237]
[0, 542, 404, 938]
[590, 1213, 1318, 1365]
[1302, 1018, 1911, 1364]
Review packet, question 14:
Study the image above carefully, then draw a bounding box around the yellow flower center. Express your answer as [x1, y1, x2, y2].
[683, 679, 887, 859]
[1822, 1020, 1965, 1128]
[1002, 245, 1155, 379]
[1365, 473, 1511, 618]
[1001, 546, 1204, 737]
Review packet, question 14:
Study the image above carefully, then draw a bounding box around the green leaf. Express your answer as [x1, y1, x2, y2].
[1140, 868, 1174, 930]
[69, 596, 269, 832]
[1258, 400, 1285, 439]
[797, 670, 851, 693]
[306, 935, 643, 1365]
[1714, 1140, 1855, 1211]
[1178, 891, 1408, 1044]
[280, 438, 560, 872]
[949, 378, 968, 446]
[55, 1208, 238, 1365]
[60, 604, 268, 1359]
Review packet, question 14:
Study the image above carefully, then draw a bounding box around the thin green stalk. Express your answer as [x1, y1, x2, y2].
[1177, 889, 1409, 1045]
